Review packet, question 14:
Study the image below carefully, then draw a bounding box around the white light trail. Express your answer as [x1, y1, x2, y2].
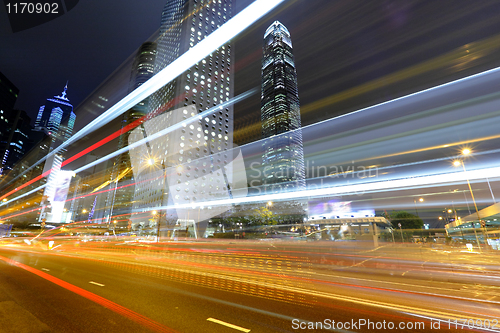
[59, 0, 282, 149]
[300, 62, 500, 133]
[74, 89, 257, 174]
[0, 184, 46, 208]
[3, 0, 283, 187]
[151, 166, 500, 212]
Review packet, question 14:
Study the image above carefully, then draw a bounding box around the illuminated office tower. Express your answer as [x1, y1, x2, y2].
[0, 72, 20, 175]
[129, 0, 235, 230]
[261, 21, 305, 193]
[129, 42, 157, 93]
[34, 83, 76, 150]
[102, 42, 157, 224]
[0, 110, 32, 174]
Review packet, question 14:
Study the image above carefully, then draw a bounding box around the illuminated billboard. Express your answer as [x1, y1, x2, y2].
[308, 199, 375, 220]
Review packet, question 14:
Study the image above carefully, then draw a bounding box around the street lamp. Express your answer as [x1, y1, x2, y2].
[413, 197, 423, 217]
[453, 149, 483, 251]
[152, 210, 164, 242]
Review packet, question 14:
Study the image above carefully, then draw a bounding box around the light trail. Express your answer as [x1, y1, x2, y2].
[4, 8, 500, 211]
[74, 89, 257, 174]
[147, 165, 500, 213]
[0, 89, 255, 213]
[0, 184, 46, 208]
[0, 255, 178, 333]
[0, 0, 283, 200]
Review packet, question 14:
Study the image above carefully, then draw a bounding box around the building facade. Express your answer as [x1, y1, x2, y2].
[34, 83, 76, 151]
[129, 0, 236, 232]
[101, 42, 158, 227]
[0, 72, 20, 175]
[33, 83, 76, 223]
[0, 110, 32, 174]
[261, 21, 305, 193]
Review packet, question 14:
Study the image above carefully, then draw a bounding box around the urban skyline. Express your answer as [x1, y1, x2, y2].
[2, 1, 500, 228]
[2, 2, 500, 331]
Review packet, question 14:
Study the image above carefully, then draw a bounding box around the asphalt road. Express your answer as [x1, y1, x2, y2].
[0, 239, 497, 332]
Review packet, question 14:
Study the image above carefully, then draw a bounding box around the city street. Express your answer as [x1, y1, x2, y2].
[1, 239, 499, 332]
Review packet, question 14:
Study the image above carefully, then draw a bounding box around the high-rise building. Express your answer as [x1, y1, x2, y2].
[101, 42, 157, 225]
[129, 41, 157, 93]
[129, 0, 235, 232]
[0, 72, 18, 116]
[0, 72, 20, 175]
[33, 83, 76, 223]
[261, 21, 305, 193]
[0, 110, 32, 174]
[34, 83, 76, 149]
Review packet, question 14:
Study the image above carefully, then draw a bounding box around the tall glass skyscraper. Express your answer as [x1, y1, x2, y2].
[101, 41, 157, 226]
[261, 21, 305, 193]
[129, 0, 235, 232]
[34, 83, 76, 149]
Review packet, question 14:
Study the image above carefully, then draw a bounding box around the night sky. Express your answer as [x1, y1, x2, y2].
[2, 0, 500, 144]
[0, 0, 166, 121]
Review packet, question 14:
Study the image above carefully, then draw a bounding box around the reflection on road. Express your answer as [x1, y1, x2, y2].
[2, 236, 500, 332]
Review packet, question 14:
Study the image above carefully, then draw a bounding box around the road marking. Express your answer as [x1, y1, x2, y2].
[0, 256, 177, 333]
[41, 268, 50, 271]
[89, 281, 105, 287]
[207, 318, 250, 332]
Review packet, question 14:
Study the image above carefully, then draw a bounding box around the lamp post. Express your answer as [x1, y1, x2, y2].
[398, 223, 403, 243]
[413, 197, 423, 217]
[453, 149, 483, 251]
[152, 210, 165, 243]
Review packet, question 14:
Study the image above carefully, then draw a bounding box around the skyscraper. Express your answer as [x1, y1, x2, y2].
[129, 41, 157, 93]
[0, 110, 32, 174]
[0, 72, 20, 175]
[101, 41, 157, 225]
[129, 0, 236, 233]
[261, 21, 305, 193]
[34, 83, 76, 223]
[0, 72, 18, 116]
[34, 83, 76, 149]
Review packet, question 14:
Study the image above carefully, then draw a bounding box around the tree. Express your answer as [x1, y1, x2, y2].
[254, 207, 277, 225]
[390, 211, 423, 229]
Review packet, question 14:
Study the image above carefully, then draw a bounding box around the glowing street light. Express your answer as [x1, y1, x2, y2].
[454, 149, 482, 251]
[267, 201, 273, 207]
[82, 209, 87, 213]
[413, 197, 423, 216]
[152, 210, 158, 216]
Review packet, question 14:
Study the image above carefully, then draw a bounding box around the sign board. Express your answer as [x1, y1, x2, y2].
[0, 224, 13, 237]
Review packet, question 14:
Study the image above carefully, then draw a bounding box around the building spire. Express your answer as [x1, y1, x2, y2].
[58, 81, 69, 100]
